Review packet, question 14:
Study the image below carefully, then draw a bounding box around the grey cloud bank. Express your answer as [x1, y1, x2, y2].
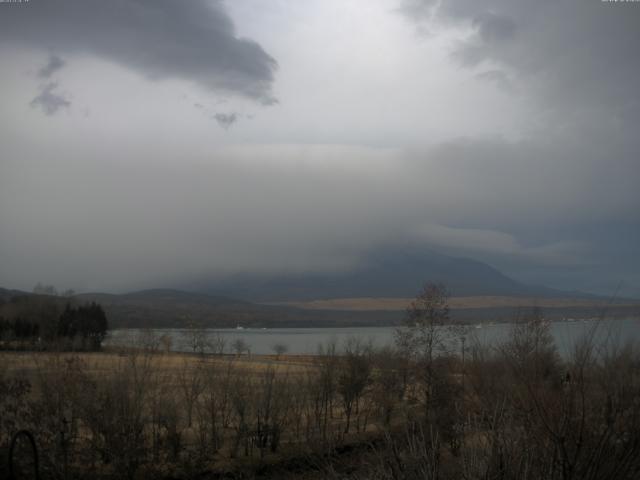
[1, 139, 637, 297]
[0, 0, 638, 298]
[400, 0, 640, 116]
[396, 0, 640, 296]
[0, 0, 277, 103]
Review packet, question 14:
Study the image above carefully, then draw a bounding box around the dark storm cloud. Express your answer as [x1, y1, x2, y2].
[30, 82, 71, 115]
[37, 55, 65, 79]
[0, 0, 278, 103]
[396, 0, 640, 220]
[400, 0, 640, 115]
[396, 0, 640, 296]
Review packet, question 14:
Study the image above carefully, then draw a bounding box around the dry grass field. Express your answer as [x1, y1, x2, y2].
[0, 349, 316, 380]
[0, 345, 389, 478]
[273, 295, 629, 311]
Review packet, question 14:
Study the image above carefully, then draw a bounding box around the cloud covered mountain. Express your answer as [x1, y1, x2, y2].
[191, 248, 577, 302]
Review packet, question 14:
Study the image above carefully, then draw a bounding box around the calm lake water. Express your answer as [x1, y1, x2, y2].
[105, 318, 640, 357]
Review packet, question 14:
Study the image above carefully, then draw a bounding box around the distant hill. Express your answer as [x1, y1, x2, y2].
[277, 296, 637, 311]
[0, 287, 30, 303]
[1, 287, 399, 329]
[74, 288, 400, 329]
[1, 286, 637, 329]
[190, 249, 586, 302]
[66, 288, 640, 328]
[75, 288, 275, 328]
[1, 249, 634, 329]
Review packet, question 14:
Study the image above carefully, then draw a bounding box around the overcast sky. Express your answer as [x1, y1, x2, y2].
[0, 0, 638, 297]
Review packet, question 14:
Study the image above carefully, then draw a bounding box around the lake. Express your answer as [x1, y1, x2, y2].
[105, 318, 640, 357]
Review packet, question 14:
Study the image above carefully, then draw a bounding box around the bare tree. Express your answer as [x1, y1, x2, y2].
[272, 343, 288, 359]
[229, 373, 254, 458]
[210, 332, 226, 355]
[137, 328, 159, 352]
[310, 340, 339, 445]
[395, 283, 452, 416]
[397, 283, 451, 358]
[337, 337, 372, 433]
[232, 338, 249, 356]
[177, 358, 203, 428]
[32, 282, 58, 296]
[254, 366, 291, 456]
[371, 346, 407, 427]
[197, 358, 236, 454]
[77, 352, 155, 479]
[182, 319, 209, 354]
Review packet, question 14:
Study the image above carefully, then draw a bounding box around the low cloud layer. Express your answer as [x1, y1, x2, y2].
[395, 0, 640, 295]
[1, 138, 637, 296]
[0, 0, 277, 103]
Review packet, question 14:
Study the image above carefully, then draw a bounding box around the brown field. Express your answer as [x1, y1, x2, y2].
[0, 349, 316, 382]
[271, 295, 628, 311]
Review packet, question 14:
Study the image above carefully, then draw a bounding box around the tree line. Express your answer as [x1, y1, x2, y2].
[0, 288, 108, 351]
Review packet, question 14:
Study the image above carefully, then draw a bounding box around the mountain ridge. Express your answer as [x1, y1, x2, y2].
[2, 286, 638, 329]
[189, 249, 597, 302]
